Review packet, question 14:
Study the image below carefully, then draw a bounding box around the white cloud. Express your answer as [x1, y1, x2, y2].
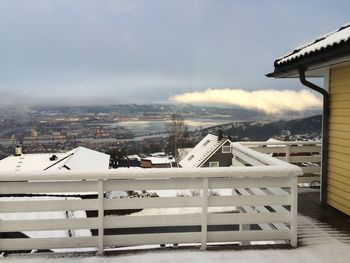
[170, 88, 322, 114]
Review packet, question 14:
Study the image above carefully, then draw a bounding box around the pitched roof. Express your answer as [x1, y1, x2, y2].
[179, 134, 230, 168]
[177, 147, 193, 161]
[276, 23, 350, 66]
[60, 147, 110, 171]
[0, 146, 110, 172]
[127, 154, 142, 161]
[268, 22, 350, 77]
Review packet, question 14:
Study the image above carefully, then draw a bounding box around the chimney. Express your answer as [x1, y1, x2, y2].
[15, 145, 22, 156]
[218, 129, 223, 141]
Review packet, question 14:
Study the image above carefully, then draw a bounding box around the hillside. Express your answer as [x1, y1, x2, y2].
[201, 115, 322, 141]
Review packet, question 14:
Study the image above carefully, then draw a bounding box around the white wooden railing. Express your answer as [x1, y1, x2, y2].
[0, 143, 302, 254]
[235, 141, 321, 184]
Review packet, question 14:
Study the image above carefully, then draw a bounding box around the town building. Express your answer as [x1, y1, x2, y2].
[141, 156, 177, 168]
[179, 133, 232, 168]
[0, 146, 110, 172]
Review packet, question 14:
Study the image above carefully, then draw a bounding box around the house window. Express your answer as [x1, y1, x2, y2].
[209, 162, 219, 167]
[222, 146, 231, 153]
[202, 140, 210, 147]
[188, 155, 194, 161]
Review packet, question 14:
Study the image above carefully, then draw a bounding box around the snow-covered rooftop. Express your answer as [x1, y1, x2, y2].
[276, 23, 350, 65]
[61, 147, 110, 171]
[2, 214, 350, 262]
[127, 154, 142, 161]
[178, 147, 193, 161]
[0, 146, 110, 172]
[179, 134, 230, 168]
[265, 138, 285, 147]
[142, 156, 175, 165]
[0, 152, 71, 172]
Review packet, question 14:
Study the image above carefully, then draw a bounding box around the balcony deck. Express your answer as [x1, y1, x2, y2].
[298, 189, 350, 246]
[1, 140, 349, 257]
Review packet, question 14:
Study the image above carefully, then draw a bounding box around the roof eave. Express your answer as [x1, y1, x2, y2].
[267, 42, 350, 78]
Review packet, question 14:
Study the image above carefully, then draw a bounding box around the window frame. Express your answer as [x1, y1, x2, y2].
[222, 146, 231, 154]
[209, 161, 219, 167]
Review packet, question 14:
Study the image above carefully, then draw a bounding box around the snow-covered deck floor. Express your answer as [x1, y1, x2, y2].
[3, 190, 350, 262]
[3, 213, 350, 263]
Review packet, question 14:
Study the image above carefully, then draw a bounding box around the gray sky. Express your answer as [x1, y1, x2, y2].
[0, 0, 349, 107]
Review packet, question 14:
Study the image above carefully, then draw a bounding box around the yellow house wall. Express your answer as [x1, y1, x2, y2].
[328, 64, 350, 215]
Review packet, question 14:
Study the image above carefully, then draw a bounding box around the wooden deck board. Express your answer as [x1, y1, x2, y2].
[298, 190, 350, 234]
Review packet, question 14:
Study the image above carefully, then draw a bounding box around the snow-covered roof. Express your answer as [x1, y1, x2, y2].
[0, 152, 70, 172]
[276, 23, 350, 66]
[150, 152, 167, 157]
[178, 147, 193, 162]
[142, 156, 175, 165]
[179, 134, 230, 168]
[265, 138, 285, 147]
[0, 146, 110, 172]
[266, 138, 283, 143]
[60, 147, 110, 171]
[127, 154, 142, 161]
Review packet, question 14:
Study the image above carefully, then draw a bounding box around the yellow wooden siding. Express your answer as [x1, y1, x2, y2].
[329, 137, 350, 147]
[328, 176, 350, 190]
[330, 92, 350, 101]
[329, 85, 350, 94]
[329, 129, 350, 139]
[329, 116, 350, 124]
[328, 123, 350, 132]
[331, 65, 350, 77]
[328, 185, 350, 201]
[330, 101, 350, 109]
[328, 65, 350, 215]
[328, 164, 350, 178]
[328, 157, 350, 171]
[329, 108, 350, 116]
[328, 199, 350, 215]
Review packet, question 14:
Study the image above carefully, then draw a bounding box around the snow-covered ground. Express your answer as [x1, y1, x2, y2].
[2, 243, 350, 263]
[126, 206, 238, 216]
[2, 214, 350, 263]
[0, 196, 90, 239]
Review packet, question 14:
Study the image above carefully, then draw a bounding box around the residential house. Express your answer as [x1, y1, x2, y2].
[0, 146, 110, 172]
[141, 156, 177, 168]
[0, 146, 111, 247]
[268, 22, 350, 215]
[179, 133, 232, 168]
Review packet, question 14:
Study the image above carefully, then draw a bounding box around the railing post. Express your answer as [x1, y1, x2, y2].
[290, 176, 298, 247]
[285, 145, 291, 163]
[97, 179, 104, 255]
[201, 177, 209, 251]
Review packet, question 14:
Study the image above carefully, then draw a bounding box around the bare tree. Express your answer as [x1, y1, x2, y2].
[166, 113, 186, 159]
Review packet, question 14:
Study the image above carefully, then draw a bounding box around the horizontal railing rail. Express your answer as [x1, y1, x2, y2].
[233, 141, 321, 184]
[0, 143, 302, 254]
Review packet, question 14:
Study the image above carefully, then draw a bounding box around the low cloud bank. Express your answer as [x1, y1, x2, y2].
[170, 89, 322, 114]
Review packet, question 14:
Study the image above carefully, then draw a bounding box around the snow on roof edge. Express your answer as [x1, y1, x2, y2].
[179, 134, 230, 168]
[275, 22, 350, 65]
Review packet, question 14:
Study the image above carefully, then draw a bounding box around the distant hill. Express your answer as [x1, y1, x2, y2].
[202, 115, 322, 141]
[279, 115, 322, 134]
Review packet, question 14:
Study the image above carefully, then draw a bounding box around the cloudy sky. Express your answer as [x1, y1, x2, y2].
[0, 0, 349, 111]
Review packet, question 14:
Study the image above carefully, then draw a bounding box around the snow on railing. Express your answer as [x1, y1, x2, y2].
[0, 143, 302, 254]
[233, 141, 322, 184]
